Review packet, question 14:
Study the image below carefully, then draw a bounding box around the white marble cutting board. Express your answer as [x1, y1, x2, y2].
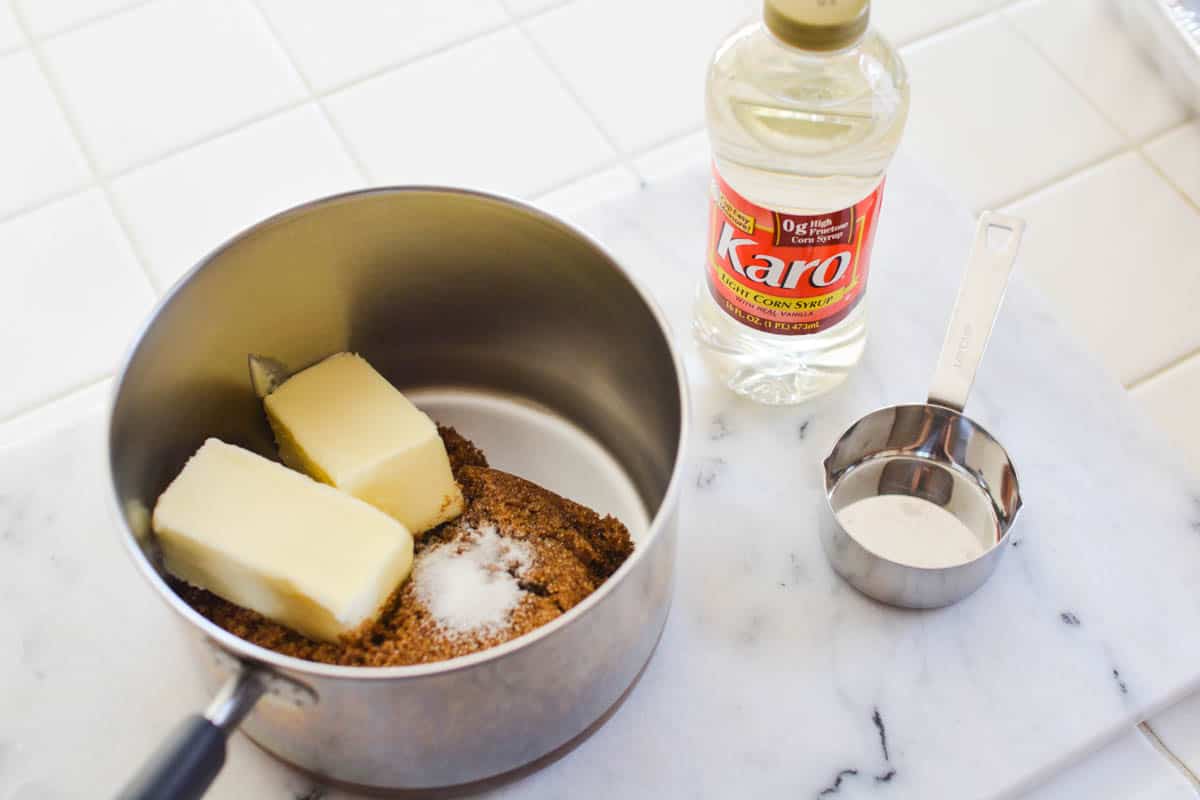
[3, 157, 1199, 800]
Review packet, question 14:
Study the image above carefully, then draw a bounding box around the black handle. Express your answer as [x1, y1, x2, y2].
[116, 715, 228, 800]
[117, 668, 266, 800]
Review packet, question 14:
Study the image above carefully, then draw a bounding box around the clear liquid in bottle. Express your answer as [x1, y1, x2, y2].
[694, 0, 909, 405]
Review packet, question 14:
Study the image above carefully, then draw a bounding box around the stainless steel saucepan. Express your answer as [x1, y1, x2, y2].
[108, 188, 689, 797]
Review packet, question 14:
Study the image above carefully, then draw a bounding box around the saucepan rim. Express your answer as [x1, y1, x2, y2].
[106, 185, 690, 682]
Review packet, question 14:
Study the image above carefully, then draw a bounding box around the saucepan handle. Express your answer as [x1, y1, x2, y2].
[117, 668, 265, 800]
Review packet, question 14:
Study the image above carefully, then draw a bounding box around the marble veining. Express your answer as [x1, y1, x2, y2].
[819, 768, 861, 796]
[694, 456, 725, 489]
[812, 707, 897, 796]
[708, 413, 732, 441]
[2, 157, 1200, 799]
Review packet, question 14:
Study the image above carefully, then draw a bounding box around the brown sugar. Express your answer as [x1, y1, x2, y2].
[172, 426, 634, 666]
[437, 425, 489, 478]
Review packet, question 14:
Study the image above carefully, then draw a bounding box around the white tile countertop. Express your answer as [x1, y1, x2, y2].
[1, 0, 1198, 797]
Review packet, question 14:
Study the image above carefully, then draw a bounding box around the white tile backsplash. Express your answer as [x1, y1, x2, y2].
[501, 0, 568, 18]
[0, 0, 24, 51]
[901, 16, 1123, 210]
[0, 377, 111, 449]
[325, 28, 614, 196]
[532, 165, 641, 221]
[111, 104, 364, 290]
[1132, 357, 1200, 475]
[873, 0, 1006, 46]
[42, 0, 307, 173]
[633, 129, 709, 184]
[1006, 0, 1188, 143]
[0, 50, 90, 217]
[15, 0, 145, 37]
[1019, 728, 1199, 800]
[0, 191, 153, 420]
[1006, 152, 1200, 385]
[255, 0, 507, 93]
[1145, 121, 1200, 208]
[1148, 692, 1200, 779]
[524, 0, 751, 153]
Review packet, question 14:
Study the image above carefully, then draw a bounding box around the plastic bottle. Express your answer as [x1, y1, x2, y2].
[694, 0, 909, 404]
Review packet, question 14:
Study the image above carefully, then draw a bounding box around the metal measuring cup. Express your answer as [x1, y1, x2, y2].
[820, 212, 1026, 609]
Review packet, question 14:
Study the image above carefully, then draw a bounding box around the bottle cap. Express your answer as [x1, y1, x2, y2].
[764, 0, 870, 51]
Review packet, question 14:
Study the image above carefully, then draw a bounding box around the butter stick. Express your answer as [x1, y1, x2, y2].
[152, 438, 414, 642]
[263, 352, 464, 534]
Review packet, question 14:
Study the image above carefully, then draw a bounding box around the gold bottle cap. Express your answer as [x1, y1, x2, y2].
[764, 0, 870, 51]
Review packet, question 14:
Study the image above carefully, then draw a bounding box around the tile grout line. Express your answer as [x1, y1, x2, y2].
[502, 0, 574, 21]
[527, 156, 623, 199]
[501, 1, 648, 186]
[23, 0, 159, 43]
[115, 98, 318, 179]
[22, 0, 578, 52]
[242, 0, 373, 183]
[1002, 0, 1044, 12]
[995, 145, 1132, 212]
[0, 181, 92, 226]
[309, 20, 508, 100]
[9, 2, 164, 293]
[527, 158, 622, 198]
[1138, 722, 1200, 793]
[1141, 114, 1199, 147]
[0, 374, 113, 431]
[1137, 140, 1200, 216]
[529, 123, 708, 201]
[1128, 347, 1200, 392]
[1131, 110, 1197, 149]
[1125, 128, 1200, 389]
[897, 10, 1002, 55]
[894, 0, 1046, 54]
[630, 124, 706, 162]
[997, 4, 1153, 150]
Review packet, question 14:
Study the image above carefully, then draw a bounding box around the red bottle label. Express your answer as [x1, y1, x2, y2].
[706, 166, 885, 335]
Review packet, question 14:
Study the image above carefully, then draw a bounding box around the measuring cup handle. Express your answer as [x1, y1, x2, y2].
[927, 211, 1026, 413]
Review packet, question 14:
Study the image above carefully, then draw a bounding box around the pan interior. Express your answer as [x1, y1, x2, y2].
[408, 386, 650, 540]
[109, 189, 683, 576]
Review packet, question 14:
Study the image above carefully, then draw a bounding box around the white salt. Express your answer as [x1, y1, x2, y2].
[413, 524, 535, 637]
